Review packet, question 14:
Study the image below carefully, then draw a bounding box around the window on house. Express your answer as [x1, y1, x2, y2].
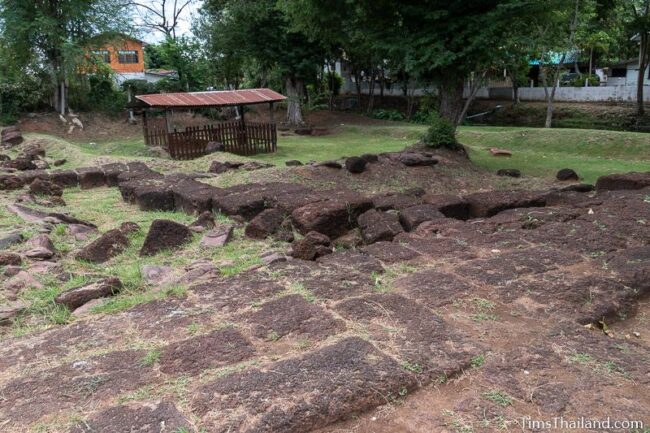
[117, 50, 139, 64]
[92, 50, 110, 63]
[611, 68, 627, 78]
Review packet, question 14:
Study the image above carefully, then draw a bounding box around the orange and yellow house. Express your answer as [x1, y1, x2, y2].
[89, 35, 146, 84]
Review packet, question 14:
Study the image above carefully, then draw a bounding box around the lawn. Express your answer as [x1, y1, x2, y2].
[254, 123, 426, 165]
[458, 126, 650, 184]
[20, 121, 650, 184]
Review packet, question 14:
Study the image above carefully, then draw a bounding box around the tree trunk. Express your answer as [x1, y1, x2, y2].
[513, 83, 520, 106]
[637, 32, 649, 116]
[353, 68, 362, 107]
[379, 67, 385, 102]
[327, 62, 334, 111]
[366, 68, 375, 114]
[59, 80, 66, 116]
[438, 76, 465, 129]
[286, 77, 305, 127]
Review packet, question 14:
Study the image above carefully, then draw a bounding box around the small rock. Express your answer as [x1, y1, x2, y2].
[53, 159, 67, 167]
[345, 157, 367, 174]
[76, 229, 129, 263]
[0, 302, 28, 326]
[140, 220, 193, 256]
[32, 160, 50, 170]
[0, 154, 10, 161]
[189, 211, 215, 231]
[260, 251, 287, 266]
[71, 298, 106, 318]
[5, 271, 43, 293]
[245, 208, 285, 239]
[24, 234, 58, 259]
[316, 160, 342, 169]
[119, 221, 140, 234]
[398, 153, 439, 166]
[357, 209, 403, 244]
[3, 265, 21, 277]
[208, 161, 229, 174]
[497, 169, 521, 178]
[0, 251, 22, 266]
[206, 141, 226, 153]
[273, 228, 295, 243]
[24, 246, 55, 260]
[0, 232, 24, 250]
[29, 178, 63, 197]
[556, 168, 579, 181]
[333, 230, 363, 249]
[141, 264, 173, 284]
[67, 224, 98, 241]
[285, 160, 303, 166]
[489, 148, 512, 157]
[399, 204, 445, 231]
[1, 126, 23, 147]
[54, 277, 123, 310]
[291, 231, 332, 261]
[200, 225, 234, 248]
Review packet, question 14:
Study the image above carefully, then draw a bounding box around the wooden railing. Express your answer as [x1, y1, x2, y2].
[143, 120, 277, 160]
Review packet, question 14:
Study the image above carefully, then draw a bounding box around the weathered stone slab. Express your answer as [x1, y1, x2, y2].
[192, 337, 417, 433]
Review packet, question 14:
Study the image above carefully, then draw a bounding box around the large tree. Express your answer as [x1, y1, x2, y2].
[283, 0, 544, 129]
[197, 0, 326, 126]
[129, 0, 195, 40]
[0, 0, 132, 114]
[625, 0, 650, 115]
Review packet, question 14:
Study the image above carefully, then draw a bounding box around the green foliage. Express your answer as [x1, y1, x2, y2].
[0, 74, 49, 124]
[422, 111, 458, 150]
[68, 72, 127, 116]
[482, 390, 513, 407]
[568, 74, 600, 87]
[370, 109, 405, 122]
[324, 72, 343, 95]
[121, 79, 157, 95]
[0, 0, 133, 113]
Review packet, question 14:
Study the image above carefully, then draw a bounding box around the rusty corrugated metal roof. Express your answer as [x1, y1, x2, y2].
[136, 88, 286, 108]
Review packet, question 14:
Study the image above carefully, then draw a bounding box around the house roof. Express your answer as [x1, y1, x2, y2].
[135, 88, 287, 108]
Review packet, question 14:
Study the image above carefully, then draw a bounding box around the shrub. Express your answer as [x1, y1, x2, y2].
[422, 111, 458, 149]
[0, 74, 50, 124]
[121, 79, 157, 95]
[370, 109, 405, 121]
[324, 72, 343, 95]
[569, 74, 600, 87]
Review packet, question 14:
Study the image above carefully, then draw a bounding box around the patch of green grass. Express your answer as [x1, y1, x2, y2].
[459, 126, 650, 184]
[287, 282, 316, 302]
[482, 389, 514, 407]
[266, 330, 281, 342]
[473, 298, 496, 311]
[253, 122, 424, 166]
[140, 349, 161, 367]
[471, 354, 485, 368]
[568, 352, 594, 364]
[401, 360, 423, 374]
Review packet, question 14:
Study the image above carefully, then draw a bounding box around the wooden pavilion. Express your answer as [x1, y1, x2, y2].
[135, 88, 286, 160]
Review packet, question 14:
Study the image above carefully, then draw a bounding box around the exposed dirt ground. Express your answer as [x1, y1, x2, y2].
[1, 117, 649, 433]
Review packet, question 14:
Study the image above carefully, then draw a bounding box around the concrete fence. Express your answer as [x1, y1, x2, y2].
[342, 78, 650, 103]
[476, 85, 650, 102]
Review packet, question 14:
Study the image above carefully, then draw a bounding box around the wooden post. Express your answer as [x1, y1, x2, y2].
[238, 105, 247, 151]
[165, 109, 173, 133]
[269, 102, 275, 124]
[142, 110, 148, 145]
